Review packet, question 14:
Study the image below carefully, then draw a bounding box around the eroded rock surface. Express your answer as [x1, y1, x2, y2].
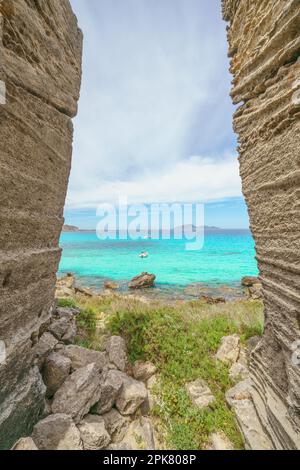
[223, 0, 300, 449]
[0, 0, 82, 449]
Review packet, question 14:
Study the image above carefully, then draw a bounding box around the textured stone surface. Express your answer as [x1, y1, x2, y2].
[216, 335, 240, 365]
[102, 409, 130, 443]
[94, 370, 125, 415]
[106, 336, 128, 372]
[11, 437, 38, 451]
[63, 345, 108, 372]
[78, 414, 111, 450]
[32, 414, 83, 450]
[116, 374, 148, 416]
[42, 352, 71, 398]
[185, 379, 216, 410]
[223, 0, 300, 449]
[0, 0, 82, 450]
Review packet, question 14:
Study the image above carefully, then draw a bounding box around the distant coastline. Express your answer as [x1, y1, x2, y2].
[62, 224, 251, 234]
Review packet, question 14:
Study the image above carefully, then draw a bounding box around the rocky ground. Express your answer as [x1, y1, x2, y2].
[11, 274, 267, 451]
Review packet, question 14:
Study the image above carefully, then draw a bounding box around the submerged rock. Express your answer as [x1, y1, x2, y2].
[129, 272, 156, 289]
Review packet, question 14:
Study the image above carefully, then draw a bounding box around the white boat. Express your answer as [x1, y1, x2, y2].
[139, 252, 149, 259]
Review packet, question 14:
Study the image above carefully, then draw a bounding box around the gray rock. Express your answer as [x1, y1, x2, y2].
[226, 379, 252, 408]
[247, 336, 261, 352]
[49, 318, 71, 341]
[116, 375, 148, 416]
[63, 345, 107, 372]
[52, 363, 101, 423]
[229, 362, 249, 382]
[241, 277, 259, 287]
[216, 335, 240, 364]
[42, 352, 71, 398]
[185, 379, 216, 410]
[32, 414, 83, 450]
[34, 333, 58, 368]
[107, 443, 133, 450]
[209, 433, 234, 450]
[106, 336, 128, 372]
[77, 415, 111, 450]
[118, 418, 155, 450]
[102, 409, 130, 443]
[11, 437, 38, 450]
[94, 370, 124, 415]
[133, 361, 157, 382]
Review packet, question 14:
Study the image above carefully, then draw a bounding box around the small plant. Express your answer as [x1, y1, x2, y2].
[57, 298, 77, 309]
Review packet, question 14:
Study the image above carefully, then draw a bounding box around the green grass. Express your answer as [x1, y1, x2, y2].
[61, 294, 264, 450]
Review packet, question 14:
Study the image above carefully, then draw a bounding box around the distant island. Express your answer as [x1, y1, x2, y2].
[62, 225, 80, 232]
[62, 224, 249, 234]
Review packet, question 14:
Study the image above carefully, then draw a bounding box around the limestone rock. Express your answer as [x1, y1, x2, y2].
[209, 433, 234, 451]
[216, 335, 240, 364]
[11, 437, 38, 451]
[34, 333, 59, 368]
[104, 281, 119, 290]
[229, 362, 249, 383]
[133, 361, 157, 382]
[107, 443, 133, 451]
[116, 375, 148, 416]
[102, 409, 130, 443]
[32, 414, 83, 450]
[129, 272, 156, 289]
[106, 336, 128, 372]
[226, 380, 252, 408]
[42, 352, 71, 398]
[118, 418, 155, 450]
[52, 364, 101, 423]
[75, 286, 94, 297]
[94, 370, 125, 415]
[241, 277, 259, 288]
[185, 379, 216, 410]
[200, 296, 226, 305]
[63, 345, 108, 372]
[78, 415, 111, 450]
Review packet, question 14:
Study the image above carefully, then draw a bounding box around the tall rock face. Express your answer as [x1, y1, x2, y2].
[0, 0, 82, 449]
[223, 0, 300, 449]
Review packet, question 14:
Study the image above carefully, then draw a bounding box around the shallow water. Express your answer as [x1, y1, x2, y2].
[59, 231, 258, 298]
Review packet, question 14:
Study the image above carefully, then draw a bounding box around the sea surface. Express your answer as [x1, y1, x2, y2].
[58, 231, 258, 300]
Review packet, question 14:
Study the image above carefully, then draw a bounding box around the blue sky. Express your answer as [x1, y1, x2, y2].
[67, 0, 249, 229]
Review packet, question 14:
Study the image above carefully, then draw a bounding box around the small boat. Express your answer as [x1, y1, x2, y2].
[139, 252, 149, 259]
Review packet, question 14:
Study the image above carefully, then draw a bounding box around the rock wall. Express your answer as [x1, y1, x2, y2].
[223, 0, 300, 449]
[0, 0, 82, 449]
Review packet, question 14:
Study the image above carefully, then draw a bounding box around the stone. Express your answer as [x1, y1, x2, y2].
[11, 437, 38, 451]
[209, 433, 234, 451]
[106, 336, 128, 372]
[133, 361, 157, 382]
[216, 335, 240, 365]
[247, 336, 261, 353]
[116, 375, 148, 416]
[49, 318, 72, 341]
[55, 307, 80, 320]
[62, 322, 77, 345]
[32, 414, 83, 450]
[94, 370, 125, 415]
[52, 364, 101, 423]
[229, 362, 249, 382]
[223, 0, 300, 449]
[78, 415, 111, 450]
[63, 345, 108, 372]
[75, 286, 94, 297]
[107, 443, 133, 451]
[248, 284, 263, 300]
[104, 281, 119, 290]
[200, 296, 226, 305]
[102, 409, 130, 443]
[128, 272, 156, 289]
[241, 277, 259, 288]
[118, 418, 155, 450]
[34, 333, 59, 368]
[42, 352, 71, 398]
[185, 379, 216, 410]
[146, 375, 160, 412]
[57, 274, 75, 291]
[225, 380, 252, 408]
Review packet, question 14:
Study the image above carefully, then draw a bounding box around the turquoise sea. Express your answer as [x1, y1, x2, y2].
[59, 231, 258, 299]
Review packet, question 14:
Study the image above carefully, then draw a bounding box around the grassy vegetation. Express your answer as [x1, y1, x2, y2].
[59, 294, 264, 450]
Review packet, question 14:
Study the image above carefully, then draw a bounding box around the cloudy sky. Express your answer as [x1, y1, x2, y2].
[67, 0, 249, 228]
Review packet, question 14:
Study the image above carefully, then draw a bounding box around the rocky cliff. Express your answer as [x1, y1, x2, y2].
[223, 0, 300, 449]
[0, 0, 82, 449]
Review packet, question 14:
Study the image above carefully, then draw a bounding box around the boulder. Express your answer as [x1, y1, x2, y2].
[129, 272, 156, 289]
[75, 286, 94, 297]
[104, 281, 119, 290]
[216, 335, 240, 365]
[63, 345, 108, 372]
[42, 352, 71, 398]
[185, 379, 216, 410]
[225, 379, 252, 408]
[106, 336, 128, 372]
[34, 332, 58, 368]
[209, 433, 234, 451]
[116, 375, 149, 416]
[52, 363, 101, 423]
[118, 418, 155, 450]
[78, 415, 111, 450]
[57, 274, 75, 290]
[102, 409, 130, 443]
[133, 361, 157, 382]
[241, 277, 259, 287]
[11, 437, 38, 451]
[55, 307, 80, 320]
[32, 414, 83, 450]
[94, 370, 124, 415]
[49, 318, 72, 341]
[229, 362, 249, 382]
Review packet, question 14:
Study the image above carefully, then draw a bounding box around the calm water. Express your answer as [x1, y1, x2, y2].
[59, 231, 258, 296]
